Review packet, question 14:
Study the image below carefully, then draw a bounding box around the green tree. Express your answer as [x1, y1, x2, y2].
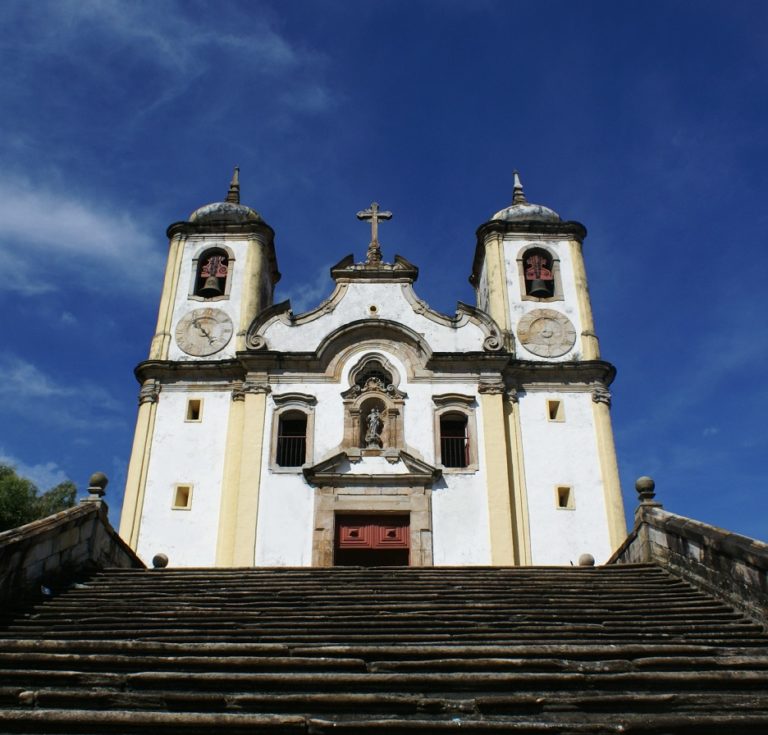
[0, 465, 77, 532]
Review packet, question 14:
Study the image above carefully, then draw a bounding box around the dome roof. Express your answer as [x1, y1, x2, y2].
[189, 201, 263, 224]
[491, 172, 561, 223]
[187, 167, 265, 224]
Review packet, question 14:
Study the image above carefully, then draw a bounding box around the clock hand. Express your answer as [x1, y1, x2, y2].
[193, 319, 216, 344]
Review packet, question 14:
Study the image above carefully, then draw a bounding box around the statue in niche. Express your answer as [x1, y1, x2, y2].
[365, 407, 383, 448]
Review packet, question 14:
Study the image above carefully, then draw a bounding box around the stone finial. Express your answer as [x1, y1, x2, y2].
[636, 476, 661, 507]
[152, 553, 169, 569]
[578, 553, 595, 567]
[87, 472, 108, 499]
[512, 170, 527, 205]
[226, 166, 240, 204]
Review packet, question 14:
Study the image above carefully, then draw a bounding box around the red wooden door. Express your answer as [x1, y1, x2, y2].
[335, 515, 410, 566]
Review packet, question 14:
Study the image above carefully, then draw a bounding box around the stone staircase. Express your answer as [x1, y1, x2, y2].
[1, 564, 767, 733]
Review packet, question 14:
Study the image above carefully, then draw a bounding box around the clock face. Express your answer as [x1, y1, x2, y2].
[175, 308, 234, 357]
[517, 308, 576, 358]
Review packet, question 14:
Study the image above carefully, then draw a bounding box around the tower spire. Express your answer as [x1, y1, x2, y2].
[512, 170, 527, 205]
[226, 166, 240, 204]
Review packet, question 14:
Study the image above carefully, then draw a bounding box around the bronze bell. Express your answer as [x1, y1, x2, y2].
[198, 276, 223, 297]
[528, 279, 552, 297]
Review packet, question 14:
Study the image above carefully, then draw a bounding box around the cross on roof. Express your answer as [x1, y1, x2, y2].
[356, 201, 392, 264]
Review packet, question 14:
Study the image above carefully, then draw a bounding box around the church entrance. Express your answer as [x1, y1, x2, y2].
[334, 514, 410, 566]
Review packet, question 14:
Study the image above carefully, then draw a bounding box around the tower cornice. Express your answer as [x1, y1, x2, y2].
[166, 219, 276, 240]
[470, 219, 587, 286]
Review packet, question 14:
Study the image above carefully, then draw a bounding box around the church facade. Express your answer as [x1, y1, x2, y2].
[119, 171, 626, 568]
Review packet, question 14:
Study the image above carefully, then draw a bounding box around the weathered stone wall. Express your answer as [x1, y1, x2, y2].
[610, 505, 768, 627]
[0, 500, 144, 603]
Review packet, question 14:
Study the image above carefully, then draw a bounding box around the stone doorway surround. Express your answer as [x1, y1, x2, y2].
[303, 450, 439, 567]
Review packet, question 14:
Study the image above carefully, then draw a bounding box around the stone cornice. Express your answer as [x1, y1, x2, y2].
[166, 219, 275, 240]
[505, 359, 616, 387]
[134, 355, 616, 388]
[134, 359, 245, 384]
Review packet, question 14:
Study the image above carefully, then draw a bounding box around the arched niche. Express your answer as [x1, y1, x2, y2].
[189, 244, 236, 302]
[516, 245, 563, 302]
[340, 353, 407, 455]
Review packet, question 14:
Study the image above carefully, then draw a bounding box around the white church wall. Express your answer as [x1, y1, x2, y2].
[167, 236, 251, 362]
[136, 388, 231, 566]
[257, 355, 493, 566]
[518, 390, 613, 565]
[254, 473, 315, 566]
[416, 376, 491, 566]
[264, 282, 488, 354]
[502, 237, 585, 362]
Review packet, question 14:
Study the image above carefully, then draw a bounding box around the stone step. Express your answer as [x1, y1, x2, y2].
[1, 564, 766, 732]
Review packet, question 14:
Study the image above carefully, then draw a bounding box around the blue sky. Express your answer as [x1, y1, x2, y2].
[0, 0, 766, 541]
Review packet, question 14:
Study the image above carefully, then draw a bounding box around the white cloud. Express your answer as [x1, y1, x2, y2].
[0, 356, 75, 400]
[0, 176, 161, 296]
[0, 1, 326, 121]
[0, 450, 70, 491]
[0, 354, 124, 430]
[279, 263, 335, 313]
[2, 0, 301, 74]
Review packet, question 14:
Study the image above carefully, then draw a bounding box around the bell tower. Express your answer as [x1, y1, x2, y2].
[470, 172, 626, 558]
[147, 167, 279, 362]
[119, 170, 280, 553]
[471, 172, 599, 360]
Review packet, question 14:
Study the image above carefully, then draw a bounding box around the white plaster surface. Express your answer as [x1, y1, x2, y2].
[136, 389, 231, 566]
[255, 472, 315, 566]
[261, 282, 489, 354]
[518, 390, 613, 564]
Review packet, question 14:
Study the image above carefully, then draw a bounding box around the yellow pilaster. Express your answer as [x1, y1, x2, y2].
[215, 392, 246, 566]
[119, 381, 160, 549]
[479, 384, 516, 565]
[149, 233, 187, 360]
[591, 387, 627, 550]
[483, 234, 512, 336]
[230, 382, 270, 566]
[505, 391, 532, 565]
[568, 239, 600, 360]
[236, 237, 264, 351]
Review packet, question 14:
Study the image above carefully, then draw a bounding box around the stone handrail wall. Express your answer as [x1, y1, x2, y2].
[609, 504, 768, 627]
[0, 500, 144, 603]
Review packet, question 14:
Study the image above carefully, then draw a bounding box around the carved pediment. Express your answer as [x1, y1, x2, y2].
[340, 378, 407, 401]
[303, 450, 441, 487]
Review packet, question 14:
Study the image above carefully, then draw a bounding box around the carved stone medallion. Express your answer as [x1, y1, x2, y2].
[175, 308, 234, 356]
[516, 309, 576, 358]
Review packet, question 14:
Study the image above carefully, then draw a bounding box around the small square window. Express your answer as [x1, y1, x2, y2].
[186, 399, 202, 422]
[172, 485, 193, 510]
[556, 486, 574, 510]
[547, 399, 564, 422]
